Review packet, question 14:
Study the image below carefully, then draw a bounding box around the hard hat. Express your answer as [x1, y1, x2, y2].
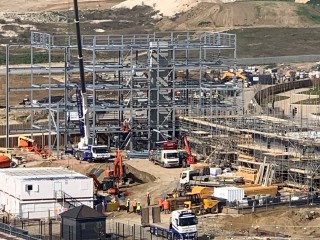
[134, 199, 136, 200]
[128, 198, 130, 200]
[138, 202, 140, 203]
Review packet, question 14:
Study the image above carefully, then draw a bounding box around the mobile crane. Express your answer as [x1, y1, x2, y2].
[71, 0, 110, 162]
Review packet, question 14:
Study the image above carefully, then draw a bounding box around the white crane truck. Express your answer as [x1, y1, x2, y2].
[70, 0, 110, 162]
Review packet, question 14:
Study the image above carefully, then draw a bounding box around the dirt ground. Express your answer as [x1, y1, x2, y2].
[0, 0, 124, 12]
[1, 152, 319, 238]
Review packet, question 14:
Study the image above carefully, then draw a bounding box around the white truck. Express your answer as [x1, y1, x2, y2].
[149, 210, 198, 240]
[180, 169, 244, 191]
[149, 149, 180, 168]
[73, 144, 111, 162]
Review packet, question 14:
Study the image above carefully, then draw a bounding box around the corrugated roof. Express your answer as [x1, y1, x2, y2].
[60, 205, 105, 219]
[0, 167, 87, 180]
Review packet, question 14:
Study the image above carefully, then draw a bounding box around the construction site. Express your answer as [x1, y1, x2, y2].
[1, 0, 320, 240]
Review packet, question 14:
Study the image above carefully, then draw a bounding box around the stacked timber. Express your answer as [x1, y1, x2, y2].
[238, 185, 278, 196]
[236, 166, 258, 183]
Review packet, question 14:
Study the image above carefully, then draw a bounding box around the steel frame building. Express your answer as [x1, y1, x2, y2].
[5, 31, 238, 155]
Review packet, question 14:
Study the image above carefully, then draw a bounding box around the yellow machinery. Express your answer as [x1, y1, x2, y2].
[184, 186, 218, 215]
[221, 71, 248, 82]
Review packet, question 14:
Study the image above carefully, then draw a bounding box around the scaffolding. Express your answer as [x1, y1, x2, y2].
[4, 30, 320, 191]
[4, 31, 238, 155]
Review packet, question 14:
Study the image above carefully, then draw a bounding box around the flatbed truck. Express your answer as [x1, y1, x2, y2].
[180, 169, 244, 191]
[149, 210, 197, 239]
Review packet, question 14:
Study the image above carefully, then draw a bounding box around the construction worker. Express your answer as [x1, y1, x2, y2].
[147, 192, 151, 205]
[163, 199, 170, 214]
[136, 202, 141, 215]
[132, 199, 137, 213]
[158, 199, 163, 212]
[126, 198, 130, 213]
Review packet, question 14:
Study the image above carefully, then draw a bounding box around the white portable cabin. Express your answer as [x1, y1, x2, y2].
[0, 167, 93, 219]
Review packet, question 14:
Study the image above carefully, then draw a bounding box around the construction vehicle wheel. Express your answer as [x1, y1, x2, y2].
[184, 184, 191, 191]
[10, 162, 17, 168]
[210, 207, 216, 214]
[182, 161, 187, 168]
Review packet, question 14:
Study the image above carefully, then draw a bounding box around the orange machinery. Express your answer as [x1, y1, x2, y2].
[88, 149, 126, 195]
[18, 136, 50, 159]
[105, 149, 126, 194]
[183, 136, 196, 165]
[0, 155, 11, 168]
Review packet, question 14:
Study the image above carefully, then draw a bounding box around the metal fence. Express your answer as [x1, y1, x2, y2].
[224, 54, 320, 66]
[225, 192, 320, 215]
[107, 221, 162, 240]
[0, 221, 42, 240]
[106, 221, 210, 240]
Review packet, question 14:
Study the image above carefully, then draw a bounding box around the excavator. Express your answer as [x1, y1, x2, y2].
[87, 149, 131, 195]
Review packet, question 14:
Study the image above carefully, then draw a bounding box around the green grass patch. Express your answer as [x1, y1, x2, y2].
[0, 52, 64, 65]
[297, 5, 320, 23]
[297, 87, 320, 95]
[295, 98, 320, 105]
[198, 21, 211, 27]
[228, 27, 320, 57]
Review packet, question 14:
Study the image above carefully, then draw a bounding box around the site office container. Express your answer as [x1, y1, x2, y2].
[213, 187, 244, 202]
[0, 168, 94, 219]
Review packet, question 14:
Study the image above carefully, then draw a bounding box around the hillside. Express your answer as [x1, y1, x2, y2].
[1, 0, 320, 59]
[158, 1, 320, 30]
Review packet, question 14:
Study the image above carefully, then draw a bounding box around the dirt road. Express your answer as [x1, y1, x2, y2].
[124, 160, 182, 206]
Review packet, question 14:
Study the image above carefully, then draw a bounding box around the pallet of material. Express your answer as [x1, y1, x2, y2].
[166, 197, 187, 211]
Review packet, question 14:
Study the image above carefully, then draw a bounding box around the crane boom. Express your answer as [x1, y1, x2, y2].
[183, 136, 196, 164]
[183, 136, 191, 155]
[73, 0, 90, 149]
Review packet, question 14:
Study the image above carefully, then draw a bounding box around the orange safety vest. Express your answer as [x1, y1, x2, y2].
[163, 200, 169, 210]
[132, 200, 137, 207]
[158, 199, 163, 207]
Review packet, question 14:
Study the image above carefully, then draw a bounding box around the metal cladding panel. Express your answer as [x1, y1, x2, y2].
[149, 42, 169, 48]
[213, 187, 244, 202]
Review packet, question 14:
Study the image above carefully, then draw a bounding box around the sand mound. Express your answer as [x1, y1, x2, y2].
[112, 0, 235, 17]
